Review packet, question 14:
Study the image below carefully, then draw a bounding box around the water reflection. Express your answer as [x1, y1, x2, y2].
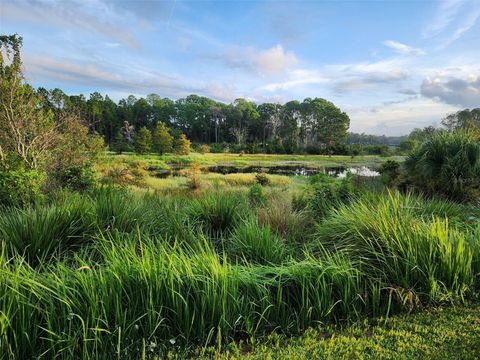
[151, 165, 379, 178]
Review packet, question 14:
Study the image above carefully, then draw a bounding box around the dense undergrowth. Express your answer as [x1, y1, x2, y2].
[1, 179, 480, 359]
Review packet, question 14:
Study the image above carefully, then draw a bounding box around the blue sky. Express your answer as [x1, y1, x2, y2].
[1, 0, 480, 135]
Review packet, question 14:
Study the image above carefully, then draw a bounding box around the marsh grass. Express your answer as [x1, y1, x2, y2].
[315, 191, 477, 303]
[1, 185, 480, 358]
[229, 218, 287, 264]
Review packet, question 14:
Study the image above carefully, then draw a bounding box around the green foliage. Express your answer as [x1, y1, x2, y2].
[248, 183, 266, 205]
[303, 173, 354, 219]
[0, 168, 45, 207]
[229, 218, 286, 264]
[0, 196, 95, 262]
[152, 122, 173, 155]
[405, 130, 480, 201]
[2, 182, 480, 358]
[379, 159, 400, 186]
[315, 191, 476, 302]
[187, 192, 245, 237]
[50, 163, 96, 192]
[112, 129, 130, 154]
[176, 133, 192, 155]
[133, 126, 152, 154]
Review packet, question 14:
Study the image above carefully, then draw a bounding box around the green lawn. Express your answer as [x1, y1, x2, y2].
[191, 305, 480, 359]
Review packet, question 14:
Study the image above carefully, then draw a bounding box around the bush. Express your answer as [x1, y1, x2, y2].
[0, 168, 45, 207]
[304, 173, 354, 219]
[405, 130, 480, 201]
[50, 163, 96, 192]
[256, 172, 270, 186]
[379, 160, 400, 186]
[101, 161, 148, 187]
[184, 163, 202, 191]
[0, 155, 45, 207]
[197, 144, 210, 154]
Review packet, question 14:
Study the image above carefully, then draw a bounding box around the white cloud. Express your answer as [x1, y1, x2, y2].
[347, 97, 459, 135]
[422, 0, 464, 38]
[260, 58, 410, 93]
[3, 0, 141, 48]
[222, 44, 298, 76]
[383, 40, 425, 56]
[255, 45, 298, 75]
[422, 0, 480, 49]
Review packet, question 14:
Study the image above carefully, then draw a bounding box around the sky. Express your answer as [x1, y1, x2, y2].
[1, 0, 480, 135]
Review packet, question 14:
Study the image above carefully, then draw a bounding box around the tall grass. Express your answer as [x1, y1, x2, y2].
[0, 196, 95, 262]
[0, 234, 365, 359]
[186, 192, 247, 239]
[1, 187, 480, 358]
[229, 218, 287, 264]
[314, 191, 477, 303]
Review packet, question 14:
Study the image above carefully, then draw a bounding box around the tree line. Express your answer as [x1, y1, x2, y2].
[38, 89, 351, 154]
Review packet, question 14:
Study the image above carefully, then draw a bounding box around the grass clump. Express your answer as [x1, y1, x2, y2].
[229, 218, 286, 264]
[0, 196, 95, 262]
[315, 191, 476, 304]
[187, 192, 247, 238]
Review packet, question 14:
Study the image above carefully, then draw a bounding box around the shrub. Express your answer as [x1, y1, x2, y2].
[256, 172, 270, 186]
[197, 144, 210, 154]
[50, 163, 96, 192]
[0, 154, 45, 206]
[101, 161, 148, 187]
[405, 130, 480, 201]
[379, 159, 400, 186]
[185, 163, 202, 191]
[304, 173, 354, 219]
[0, 168, 45, 207]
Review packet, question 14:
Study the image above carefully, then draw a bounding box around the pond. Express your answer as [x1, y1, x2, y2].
[150, 164, 380, 178]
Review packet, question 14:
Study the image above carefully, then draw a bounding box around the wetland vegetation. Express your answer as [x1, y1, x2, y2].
[2, 34, 480, 359]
